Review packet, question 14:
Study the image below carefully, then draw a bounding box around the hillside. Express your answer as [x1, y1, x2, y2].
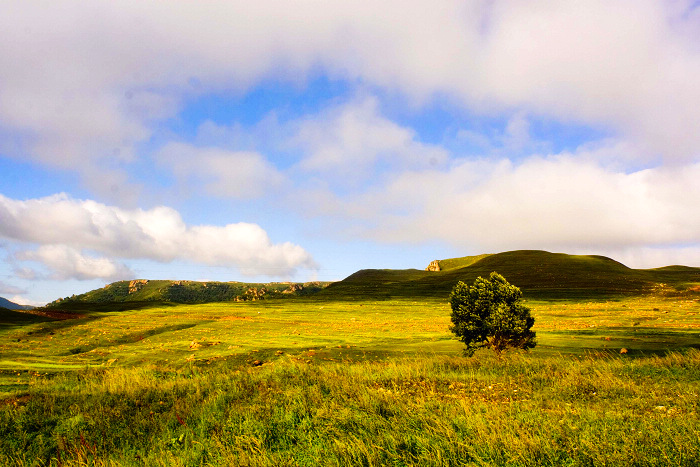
[428, 254, 493, 271]
[0, 307, 53, 326]
[321, 250, 700, 299]
[40, 250, 700, 308]
[45, 279, 330, 310]
[0, 297, 34, 310]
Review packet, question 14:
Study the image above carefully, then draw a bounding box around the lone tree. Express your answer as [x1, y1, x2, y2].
[449, 272, 536, 356]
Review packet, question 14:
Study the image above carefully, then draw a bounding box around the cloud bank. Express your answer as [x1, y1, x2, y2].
[156, 143, 285, 199]
[293, 97, 449, 183]
[2, 1, 698, 180]
[0, 281, 26, 296]
[16, 246, 133, 282]
[0, 194, 316, 280]
[368, 156, 700, 251]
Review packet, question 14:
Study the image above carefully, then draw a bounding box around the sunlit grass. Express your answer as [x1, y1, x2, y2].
[2, 350, 699, 466]
[0, 294, 699, 465]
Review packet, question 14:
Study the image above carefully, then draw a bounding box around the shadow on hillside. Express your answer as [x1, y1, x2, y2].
[46, 300, 179, 313]
[7, 302, 179, 336]
[0, 307, 56, 328]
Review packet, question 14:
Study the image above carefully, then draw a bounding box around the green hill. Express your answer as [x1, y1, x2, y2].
[429, 254, 493, 271]
[45, 279, 330, 310]
[321, 250, 700, 300]
[40, 250, 700, 309]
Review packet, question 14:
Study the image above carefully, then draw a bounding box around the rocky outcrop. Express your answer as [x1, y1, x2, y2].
[239, 287, 268, 301]
[426, 260, 441, 272]
[282, 283, 304, 294]
[129, 279, 149, 294]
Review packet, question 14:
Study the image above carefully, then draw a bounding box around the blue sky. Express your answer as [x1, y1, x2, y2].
[1, 1, 699, 305]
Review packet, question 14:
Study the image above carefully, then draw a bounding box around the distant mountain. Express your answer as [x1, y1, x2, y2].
[0, 296, 34, 310]
[44, 279, 331, 310]
[321, 250, 700, 300]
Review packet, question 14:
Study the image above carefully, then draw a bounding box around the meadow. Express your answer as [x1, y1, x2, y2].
[1, 293, 699, 466]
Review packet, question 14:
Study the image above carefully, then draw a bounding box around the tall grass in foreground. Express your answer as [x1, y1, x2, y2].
[1, 350, 699, 466]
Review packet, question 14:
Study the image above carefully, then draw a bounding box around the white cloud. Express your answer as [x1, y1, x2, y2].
[432, 158, 700, 250]
[156, 142, 285, 198]
[2, 0, 697, 197]
[298, 144, 700, 266]
[175, 96, 450, 192]
[455, 111, 551, 158]
[471, 0, 700, 161]
[0, 193, 316, 278]
[17, 246, 133, 281]
[0, 281, 26, 296]
[12, 267, 40, 280]
[184, 95, 699, 268]
[292, 96, 449, 184]
[1, 1, 699, 278]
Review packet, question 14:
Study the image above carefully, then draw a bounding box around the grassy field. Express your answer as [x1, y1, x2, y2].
[1, 291, 699, 466]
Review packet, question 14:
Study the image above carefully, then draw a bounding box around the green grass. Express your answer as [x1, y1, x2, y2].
[1, 292, 699, 465]
[1, 347, 699, 466]
[433, 254, 493, 271]
[5, 295, 696, 375]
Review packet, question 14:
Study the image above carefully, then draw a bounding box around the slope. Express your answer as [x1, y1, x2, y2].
[45, 279, 330, 310]
[0, 307, 53, 326]
[321, 250, 700, 300]
[432, 254, 493, 271]
[37, 250, 700, 308]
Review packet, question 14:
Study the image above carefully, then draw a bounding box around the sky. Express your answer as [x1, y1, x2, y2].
[1, 1, 699, 306]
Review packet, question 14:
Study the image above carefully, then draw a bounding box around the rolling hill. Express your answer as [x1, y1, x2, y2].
[44, 279, 330, 310]
[320, 250, 700, 299]
[39, 250, 700, 310]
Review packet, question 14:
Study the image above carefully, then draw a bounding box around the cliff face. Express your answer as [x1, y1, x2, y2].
[129, 279, 149, 294]
[425, 260, 441, 272]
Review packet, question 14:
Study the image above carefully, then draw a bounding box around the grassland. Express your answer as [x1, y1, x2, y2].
[2, 252, 700, 465]
[1, 290, 699, 466]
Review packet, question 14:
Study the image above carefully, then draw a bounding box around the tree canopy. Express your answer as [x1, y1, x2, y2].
[449, 272, 536, 356]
